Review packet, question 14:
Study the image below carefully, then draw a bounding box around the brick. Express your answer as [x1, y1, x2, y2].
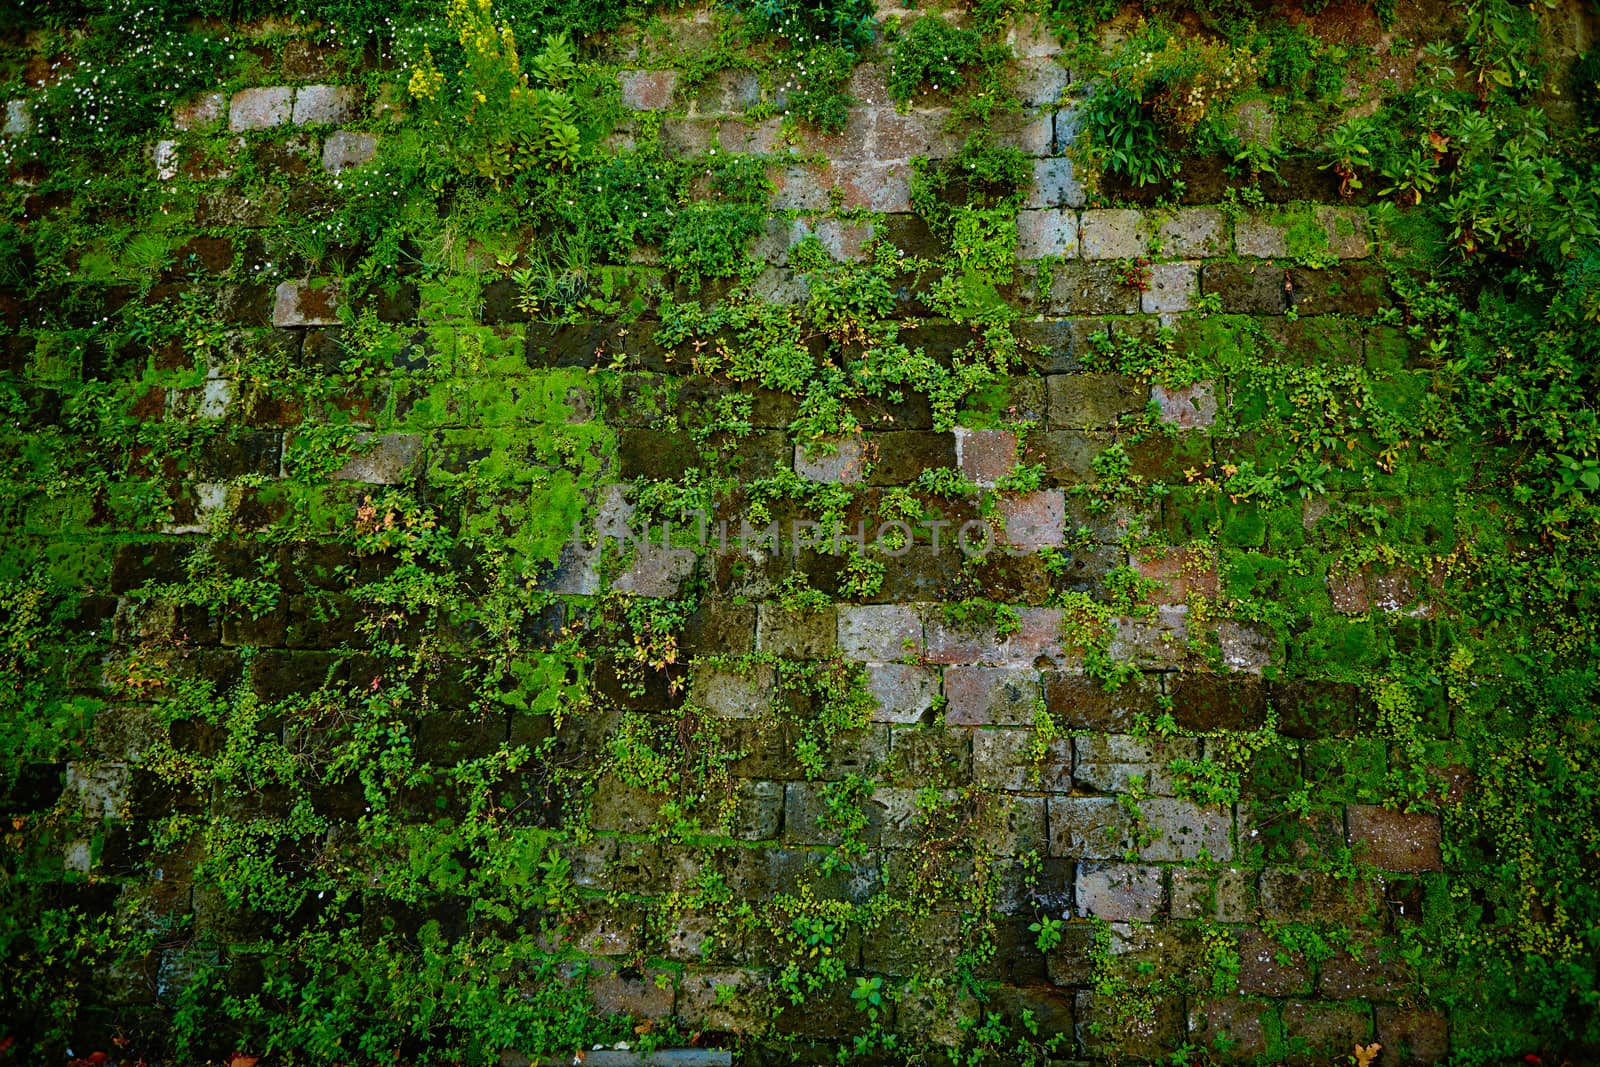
[620, 69, 678, 110]
[1235, 211, 1289, 257]
[972, 727, 1070, 791]
[1109, 606, 1189, 668]
[1158, 207, 1228, 257]
[756, 604, 837, 659]
[676, 968, 769, 1031]
[1041, 671, 1160, 731]
[273, 279, 340, 326]
[334, 432, 422, 484]
[1027, 156, 1084, 209]
[321, 129, 376, 174]
[1075, 861, 1164, 920]
[718, 116, 784, 154]
[956, 428, 1017, 486]
[587, 958, 674, 1020]
[795, 436, 867, 483]
[1015, 208, 1078, 260]
[1188, 998, 1271, 1057]
[614, 543, 695, 598]
[1079, 208, 1151, 260]
[997, 490, 1066, 549]
[291, 84, 358, 126]
[830, 161, 912, 212]
[888, 724, 971, 786]
[1260, 869, 1385, 925]
[1039, 429, 1103, 481]
[978, 793, 1048, 856]
[865, 663, 938, 723]
[770, 164, 830, 211]
[1218, 619, 1273, 673]
[229, 87, 293, 131]
[1141, 260, 1198, 313]
[943, 666, 1039, 726]
[1170, 866, 1253, 922]
[174, 91, 225, 131]
[1318, 935, 1415, 999]
[1347, 805, 1442, 872]
[1316, 204, 1371, 259]
[783, 781, 880, 847]
[924, 607, 1065, 667]
[1167, 673, 1268, 731]
[1046, 372, 1143, 429]
[690, 662, 776, 719]
[1288, 265, 1387, 316]
[873, 109, 958, 161]
[1075, 990, 1185, 1060]
[1235, 927, 1312, 995]
[1375, 1005, 1449, 1066]
[838, 604, 925, 661]
[693, 68, 760, 114]
[866, 430, 956, 485]
[1072, 734, 1200, 796]
[1133, 544, 1219, 602]
[1048, 261, 1141, 314]
[1280, 1001, 1374, 1064]
[1202, 261, 1288, 314]
[1014, 58, 1069, 108]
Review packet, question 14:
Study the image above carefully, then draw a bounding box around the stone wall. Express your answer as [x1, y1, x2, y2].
[9, 2, 1574, 1062]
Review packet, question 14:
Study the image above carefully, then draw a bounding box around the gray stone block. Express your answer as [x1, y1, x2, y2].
[291, 84, 359, 126]
[229, 87, 293, 131]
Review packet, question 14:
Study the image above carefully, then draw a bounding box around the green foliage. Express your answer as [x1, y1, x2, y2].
[887, 17, 1009, 104]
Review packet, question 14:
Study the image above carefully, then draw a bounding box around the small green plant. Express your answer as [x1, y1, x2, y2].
[1027, 914, 1065, 953]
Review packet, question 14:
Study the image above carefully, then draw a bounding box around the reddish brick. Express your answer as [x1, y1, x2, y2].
[997, 490, 1066, 549]
[620, 69, 678, 110]
[943, 666, 1039, 726]
[924, 606, 1064, 666]
[1151, 381, 1217, 428]
[1347, 805, 1442, 872]
[1133, 545, 1219, 603]
[956, 427, 1017, 486]
[1234, 927, 1312, 996]
[1318, 935, 1415, 999]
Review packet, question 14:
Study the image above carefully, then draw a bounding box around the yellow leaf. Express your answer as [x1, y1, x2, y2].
[1353, 1042, 1382, 1067]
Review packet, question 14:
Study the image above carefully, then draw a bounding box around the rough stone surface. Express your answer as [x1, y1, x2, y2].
[229, 87, 293, 131]
[1347, 805, 1443, 872]
[1015, 209, 1078, 259]
[1080, 209, 1152, 260]
[1075, 862, 1164, 920]
[944, 666, 1040, 726]
[322, 130, 377, 174]
[1141, 261, 1198, 313]
[273, 280, 341, 326]
[865, 663, 939, 723]
[291, 84, 359, 125]
[1158, 207, 1228, 257]
[795, 436, 868, 483]
[174, 91, 226, 131]
[334, 433, 423, 484]
[620, 70, 680, 110]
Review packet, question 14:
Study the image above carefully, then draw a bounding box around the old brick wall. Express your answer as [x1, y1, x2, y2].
[0, 5, 1480, 1063]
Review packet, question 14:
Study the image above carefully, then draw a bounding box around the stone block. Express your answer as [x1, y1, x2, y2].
[1046, 372, 1143, 429]
[1316, 205, 1371, 258]
[1189, 998, 1271, 1057]
[586, 958, 674, 1019]
[997, 490, 1066, 549]
[1072, 734, 1200, 796]
[865, 430, 956, 485]
[887, 724, 971, 787]
[1202, 261, 1287, 314]
[1280, 1001, 1374, 1064]
[977, 793, 1049, 856]
[1318, 935, 1415, 999]
[273, 279, 340, 326]
[1038, 429, 1104, 482]
[676, 968, 769, 1032]
[322, 130, 376, 174]
[783, 781, 880, 847]
[795, 436, 867, 483]
[1041, 671, 1160, 731]
[1075, 990, 1185, 1060]
[943, 666, 1040, 726]
[924, 607, 1065, 667]
[1158, 207, 1228, 257]
[1168, 673, 1268, 731]
[1133, 545, 1219, 603]
[1218, 619, 1273, 673]
[873, 109, 959, 161]
[1346, 805, 1443, 872]
[865, 663, 939, 723]
[1170, 866, 1253, 922]
[1150, 380, 1216, 428]
[614, 543, 696, 599]
[1080, 208, 1152, 259]
[756, 604, 837, 659]
[829, 161, 912, 212]
[690, 662, 776, 719]
[1015, 58, 1070, 108]
[1048, 261, 1141, 314]
[174, 91, 226, 131]
[1259, 869, 1385, 926]
[972, 727, 1071, 792]
[5, 99, 31, 137]
[838, 604, 925, 661]
[1015, 207, 1078, 260]
[1141, 260, 1198, 313]
[1109, 606, 1189, 668]
[1235, 211, 1289, 257]
[1375, 1005, 1449, 1066]
[620, 69, 679, 110]
[730, 779, 784, 840]
[291, 84, 358, 126]
[229, 87, 292, 131]
[1027, 156, 1084, 209]
[1235, 926, 1312, 996]
[1075, 861, 1164, 920]
[956, 428, 1017, 487]
[1288, 265, 1387, 316]
[334, 433, 422, 484]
